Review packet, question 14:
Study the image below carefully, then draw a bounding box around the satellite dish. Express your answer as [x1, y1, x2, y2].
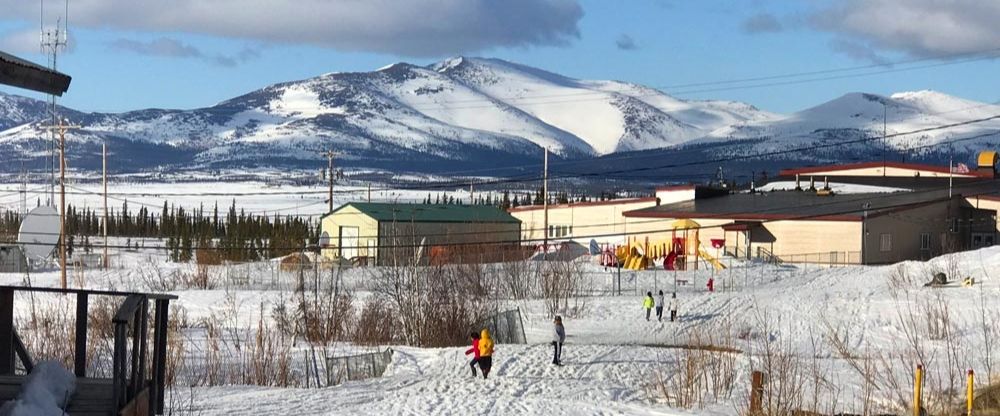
[319, 231, 330, 248]
[18, 205, 60, 262]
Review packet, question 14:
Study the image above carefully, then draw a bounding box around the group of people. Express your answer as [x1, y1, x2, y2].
[465, 329, 495, 379]
[462, 292, 681, 378]
[643, 290, 679, 322]
[464, 316, 567, 378]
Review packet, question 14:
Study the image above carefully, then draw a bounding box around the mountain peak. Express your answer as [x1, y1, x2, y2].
[431, 56, 467, 72]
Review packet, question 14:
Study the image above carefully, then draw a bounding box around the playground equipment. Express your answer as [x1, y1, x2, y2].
[610, 219, 726, 271]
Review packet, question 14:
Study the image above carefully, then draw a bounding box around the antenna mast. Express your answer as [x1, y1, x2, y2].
[40, 0, 70, 205]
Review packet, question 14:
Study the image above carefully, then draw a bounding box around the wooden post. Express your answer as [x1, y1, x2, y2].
[968, 369, 975, 416]
[542, 147, 549, 254]
[151, 299, 169, 414]
[914, 364, 924, 416]
[0, 288, 13, 375]
[103, 143, 108, 270]
[59, 123, 67, 289]
[750, 370, 765, 415]
[112, 322, 127, 411]
[74, 292, 88, 377]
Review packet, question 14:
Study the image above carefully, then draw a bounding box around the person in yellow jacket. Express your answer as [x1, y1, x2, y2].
[643, 291, 654, 321]
[478, 328, 494, 379]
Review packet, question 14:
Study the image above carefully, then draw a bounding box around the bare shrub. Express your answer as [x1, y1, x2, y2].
[540, 260, 588, 317]
[497, 259, 540, 299]
[645, 328, 739, 409]
[368, 260, 494, 347]
[353, 297, 394, 346]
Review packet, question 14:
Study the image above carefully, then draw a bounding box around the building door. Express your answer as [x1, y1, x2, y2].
[340, 226, 359, 259]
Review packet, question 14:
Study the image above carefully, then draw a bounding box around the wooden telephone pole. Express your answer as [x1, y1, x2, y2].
[543, 147, 549, 252]
[103, 143, 108, 270]
[44, 119, 80, 289]
[322, 150, 336, 213]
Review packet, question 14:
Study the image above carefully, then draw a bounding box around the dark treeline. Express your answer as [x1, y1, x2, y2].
[2, 200, 316, 263]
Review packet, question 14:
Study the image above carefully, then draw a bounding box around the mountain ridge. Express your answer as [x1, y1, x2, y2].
[0, 57, 997, 176]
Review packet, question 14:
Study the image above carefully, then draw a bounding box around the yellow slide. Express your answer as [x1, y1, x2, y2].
[697, 247, 726, 271]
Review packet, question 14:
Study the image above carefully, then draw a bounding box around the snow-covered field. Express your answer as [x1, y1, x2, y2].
[4, 242, 999, 415]
[0, 181, 481, 220]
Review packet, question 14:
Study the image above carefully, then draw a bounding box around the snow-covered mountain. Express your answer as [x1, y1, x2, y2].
[0, 57, 996, 175]
[703, 90, 1000, 157]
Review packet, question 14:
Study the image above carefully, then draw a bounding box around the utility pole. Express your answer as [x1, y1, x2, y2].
[102, 143, 108, 270]
[949, 155, 954, 199]
[322, 150, 335, 213]
[882, 102, 887, 175]
[44, 119, 79, 289]
[543, 147, 549, 253]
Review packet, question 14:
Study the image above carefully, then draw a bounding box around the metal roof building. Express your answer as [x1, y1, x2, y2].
[320, 203, 521, 265]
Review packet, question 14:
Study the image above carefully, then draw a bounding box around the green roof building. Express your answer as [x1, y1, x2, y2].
[320, 203, 521, 265]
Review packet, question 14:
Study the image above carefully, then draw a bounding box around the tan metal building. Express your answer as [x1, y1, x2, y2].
[623, 182, 998, 265]
[508, 197, 658, 246]
[320, 203, 521, 265]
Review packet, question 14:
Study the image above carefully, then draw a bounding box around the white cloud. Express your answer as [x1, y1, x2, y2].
[742, 13, 783, 34]
[0, 27, 77, 55]
[814, 0, 1000, 57]
[615, 34, 637, 51]
[0, 0, 584, 57]
[108, 38, 261, 67]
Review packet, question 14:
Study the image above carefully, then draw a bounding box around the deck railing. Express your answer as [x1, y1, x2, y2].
[0, 285, 176, 415]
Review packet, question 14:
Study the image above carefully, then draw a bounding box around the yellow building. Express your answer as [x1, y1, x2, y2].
[623, 181, 998, 265]
[507, 197, 658, 246]
[320, 203, 521, 265]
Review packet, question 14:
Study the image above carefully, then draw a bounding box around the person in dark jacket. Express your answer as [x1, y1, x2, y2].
[669, 292, 679, 322]
[464, 331, 481, 377]
[552, 316, 565, 366]
[655, 290, 665, 321]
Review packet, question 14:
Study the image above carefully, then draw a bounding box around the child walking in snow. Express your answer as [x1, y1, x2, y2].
[655, 290, 665, 321]
[669, 293, 679, 322]
[643, 292, 654, 321]
[478, 328, 494, 379]
[552, 316, 565, 366]
[464, 331, 481, 377]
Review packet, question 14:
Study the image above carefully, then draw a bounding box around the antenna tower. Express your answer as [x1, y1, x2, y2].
[39, 0, 70, 205]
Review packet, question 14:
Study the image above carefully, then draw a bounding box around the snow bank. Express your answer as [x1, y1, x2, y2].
[0, 361, 76, 416]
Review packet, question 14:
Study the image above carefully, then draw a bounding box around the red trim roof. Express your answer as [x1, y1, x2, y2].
[780, 161, 986, 177]
[622, 210, 861, 222]
[507, 197, 658, 213]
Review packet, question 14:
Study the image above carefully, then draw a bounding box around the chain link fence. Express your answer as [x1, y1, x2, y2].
[325, 348, 394, 386]
[476, 308, 527, 345]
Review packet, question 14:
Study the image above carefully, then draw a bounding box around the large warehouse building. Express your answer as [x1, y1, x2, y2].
[623, 157, 999, 265]
[320, 203, 521, 265]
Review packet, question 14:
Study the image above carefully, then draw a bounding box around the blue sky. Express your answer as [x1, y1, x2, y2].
[1, 0, 998, 114]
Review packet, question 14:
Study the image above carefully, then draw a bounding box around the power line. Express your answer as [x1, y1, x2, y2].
[7, 179, 997, 250]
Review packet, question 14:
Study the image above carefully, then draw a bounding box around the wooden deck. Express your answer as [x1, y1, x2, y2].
[0, 375, 114, 415]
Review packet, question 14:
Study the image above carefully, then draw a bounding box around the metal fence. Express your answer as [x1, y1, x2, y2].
[476, 308, 527, 345]
[325, 348, 394, 386]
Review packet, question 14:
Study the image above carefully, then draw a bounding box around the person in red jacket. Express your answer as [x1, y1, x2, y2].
[464, 331, 481, 377]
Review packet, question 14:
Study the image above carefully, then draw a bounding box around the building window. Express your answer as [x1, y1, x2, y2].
[880, 233, 892, 252]
[920, 233, 930, 251]
[548, 225, 554, 237]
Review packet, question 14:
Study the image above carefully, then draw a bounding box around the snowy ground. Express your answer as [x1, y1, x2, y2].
[3, 238, 1000, 415]
[0, 181, 483, 220]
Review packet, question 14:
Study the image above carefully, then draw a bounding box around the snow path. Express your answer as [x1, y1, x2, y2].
[175, 345, 697, 415]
